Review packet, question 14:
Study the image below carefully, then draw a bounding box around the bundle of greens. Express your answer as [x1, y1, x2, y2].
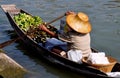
[13, 13, 57, 43]
[14, 13, 43, 32]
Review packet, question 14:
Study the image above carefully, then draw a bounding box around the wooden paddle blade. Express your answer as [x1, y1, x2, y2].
[0, 37, 20, 48]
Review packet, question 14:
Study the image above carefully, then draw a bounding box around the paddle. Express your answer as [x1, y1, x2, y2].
[0, 14, 65, 48]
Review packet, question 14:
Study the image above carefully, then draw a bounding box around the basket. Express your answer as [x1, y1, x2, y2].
[82, 56, 117, 73]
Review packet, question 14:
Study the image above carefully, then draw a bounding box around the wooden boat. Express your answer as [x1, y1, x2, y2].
[1, 4, 120, 78]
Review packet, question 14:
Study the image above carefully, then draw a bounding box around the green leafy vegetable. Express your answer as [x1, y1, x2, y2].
[13, 13, 43, 32]
[13, 13, 57, 43]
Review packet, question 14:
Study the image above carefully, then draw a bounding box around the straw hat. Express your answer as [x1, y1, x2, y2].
[66, 12, 92, 34]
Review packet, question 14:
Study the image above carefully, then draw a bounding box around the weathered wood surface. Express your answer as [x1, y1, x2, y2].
[0, 49, 27, 78]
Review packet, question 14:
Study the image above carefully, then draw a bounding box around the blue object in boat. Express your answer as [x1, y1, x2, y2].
[45, 38, 67, 51]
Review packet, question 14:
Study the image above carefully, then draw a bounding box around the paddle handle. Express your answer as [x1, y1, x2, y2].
[46, 14, 65, 25]
[0, 37, 20, 48]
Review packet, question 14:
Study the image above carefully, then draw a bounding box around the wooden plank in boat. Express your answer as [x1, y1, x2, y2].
[1, 4, 20, 14]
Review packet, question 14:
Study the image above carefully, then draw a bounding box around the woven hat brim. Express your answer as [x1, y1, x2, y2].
[66, 14, 91, 34]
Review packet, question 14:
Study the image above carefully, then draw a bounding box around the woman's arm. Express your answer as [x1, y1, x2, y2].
[39, 24, 58, 37]
[39, 11, 75, 37]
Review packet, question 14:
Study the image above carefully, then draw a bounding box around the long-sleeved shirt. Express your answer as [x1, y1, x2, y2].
[58, 32, 92, 57]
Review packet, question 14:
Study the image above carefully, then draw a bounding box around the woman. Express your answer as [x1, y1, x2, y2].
[39, 11, 92, 62]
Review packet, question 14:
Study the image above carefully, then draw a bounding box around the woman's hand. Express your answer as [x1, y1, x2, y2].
[65, 11, 75, 16]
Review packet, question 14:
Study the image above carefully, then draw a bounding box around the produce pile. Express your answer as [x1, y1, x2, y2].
[14, 13, 43, 31]
[13, 13, 57, 43]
